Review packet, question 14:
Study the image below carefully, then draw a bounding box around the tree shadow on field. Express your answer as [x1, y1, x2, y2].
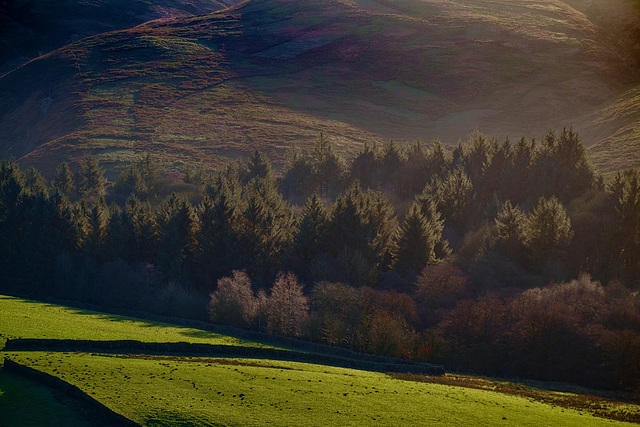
[0, 367, 112, 427]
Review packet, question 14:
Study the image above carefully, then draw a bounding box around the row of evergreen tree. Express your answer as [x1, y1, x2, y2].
[3, 127, 637, 291]
[1, 128, 639, 390]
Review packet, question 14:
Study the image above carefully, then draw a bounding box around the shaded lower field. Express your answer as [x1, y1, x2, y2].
[3, 351, 637, 427]
[0, 364, 107, 427]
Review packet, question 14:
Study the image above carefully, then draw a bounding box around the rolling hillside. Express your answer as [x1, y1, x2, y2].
[2, 295, 639, 425]
[0, 0, 638, 175]
[0, 0, 241, 76]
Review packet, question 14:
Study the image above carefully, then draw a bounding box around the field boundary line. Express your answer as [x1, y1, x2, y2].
[4, 338, 445, 375]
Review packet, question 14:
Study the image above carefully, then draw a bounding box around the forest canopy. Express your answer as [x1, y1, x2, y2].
[1, 128, 639, 391]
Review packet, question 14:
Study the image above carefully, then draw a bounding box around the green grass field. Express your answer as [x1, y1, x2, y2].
[0, 295, 268, 350]
[1, 295, 639, 426]
[4, 351, 636, 426]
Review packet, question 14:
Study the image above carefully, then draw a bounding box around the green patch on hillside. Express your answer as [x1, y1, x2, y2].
[4, 351, 634, 427]
[0, 295, 269, 350]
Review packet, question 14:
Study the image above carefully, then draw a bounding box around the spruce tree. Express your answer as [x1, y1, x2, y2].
[280, 144, 313, 202]
[22, 166, 48, 196]
[501, 136, 533, 206]
[114, 166, 147, 199]
[495, 200, 526, 261]
[239, 177, 294, 277]
[367, 189, 397, 270]
[401, 140, 429, 196]
[328, 182, 375, 259]
[196, 181, 242, 286]
[495, 201, 526, 244]
[311, 132, 345, 196]
[609, 169, 640, 282]
[245, 150, 273, 183]
[392, 203, 435, 276]
[350, 143, 380, 190]
[83, 197, 110, 262]
[121, 195, 156, 263]
[432, 166, 475, 233]
[78, 155, 106, 200]
[293, 193, 329, 262]
[156, 194, 197, 282]
[523, 196, 573, 278]
[425, 139, 451, 185]
[52, 162, 75, 197]
[379, 141, 405, 192]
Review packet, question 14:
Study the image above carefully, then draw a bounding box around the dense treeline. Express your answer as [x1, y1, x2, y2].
[1, 128, 639, 391]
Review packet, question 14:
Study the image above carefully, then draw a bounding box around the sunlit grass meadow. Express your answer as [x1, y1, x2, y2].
[2, 295, 640, 425]
[4, 351, 635, 427]
[0, 295, 267, 350]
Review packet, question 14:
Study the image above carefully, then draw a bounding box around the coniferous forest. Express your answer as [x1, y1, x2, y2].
[2, 128, 639, 392]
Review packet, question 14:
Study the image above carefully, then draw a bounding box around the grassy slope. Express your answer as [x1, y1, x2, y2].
[581, 86, 640, 176]
[0, 0, 633, 176]
[4, 352, 637, 426]
[0, 0, 238, 76]
[0, 295, 269, 349]
[2, 295, 640, 425]
[559, 0, 640, 176]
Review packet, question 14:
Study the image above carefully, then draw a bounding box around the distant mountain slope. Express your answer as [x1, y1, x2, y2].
[579, 85, 640, 175]
[0, 0, 239, 76]
[0, 0, 637, 175]
[558, 0, 640, 175]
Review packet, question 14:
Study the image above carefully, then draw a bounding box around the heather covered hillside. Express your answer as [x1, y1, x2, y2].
[0, 0, 637, 176]
[0, 0, 241, 75]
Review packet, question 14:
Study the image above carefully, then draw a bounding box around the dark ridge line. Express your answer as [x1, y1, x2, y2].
[4, 338, 445, 376]
[1, 358, 139, 427]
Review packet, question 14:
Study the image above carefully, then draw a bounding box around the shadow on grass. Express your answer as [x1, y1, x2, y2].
[0, 366, 108, 427]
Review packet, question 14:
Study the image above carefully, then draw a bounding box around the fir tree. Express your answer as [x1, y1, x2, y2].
[22, 166, 48, 196]
[155, 194, 197, 282]
[312, 132, 344, 196]
[524, 196, 573, 279]
[392, 203, 435, 276]
[609, 169, 640, 282]
[495, 200, 526, 260]
[78, 155, 106, 200]
[245, 150, 273, 183]
[121, 195, 156, 263]
[83, 197, 110, 262]
[293, 194, 329, 262]
[196, 179, 242, 286]
[239, 177, 294, 277]
[350, 143, 380, 190]
[51, 162, 75, 197]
